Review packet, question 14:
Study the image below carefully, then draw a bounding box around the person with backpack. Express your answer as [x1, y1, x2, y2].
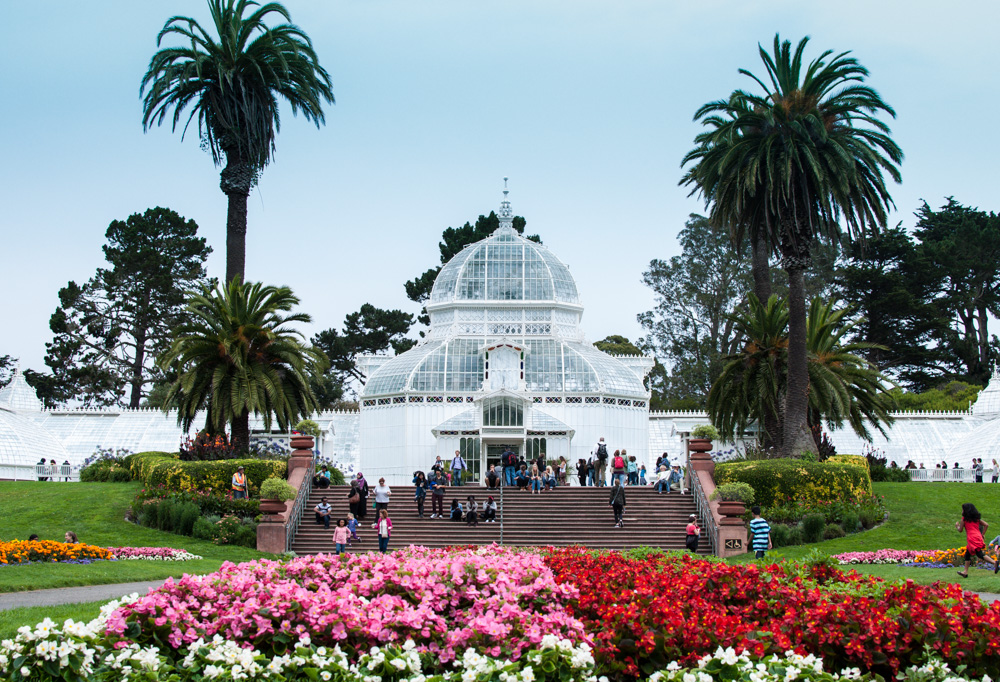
[502, 447, 518, 487]
[592, 438, 609, 487]
[626, 454, 638, 485]
[608, 479, 626, 528]
[451, 450, 467, 486]
[611, 450, 626, 486]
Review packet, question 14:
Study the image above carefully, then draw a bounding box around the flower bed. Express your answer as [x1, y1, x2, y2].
[544, 548, 1000, 679]
[0, 540, 113, 565]
[107, 547, 203, 561]
[834, 546, 999, 567]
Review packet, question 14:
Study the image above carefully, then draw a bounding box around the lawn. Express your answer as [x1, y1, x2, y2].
[0, 599, 107, 641]
[736, 482, 1000, 592]
[0, 481, 270, 593]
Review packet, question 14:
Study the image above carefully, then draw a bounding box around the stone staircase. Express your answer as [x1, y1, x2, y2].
[290, 484, 711, 554]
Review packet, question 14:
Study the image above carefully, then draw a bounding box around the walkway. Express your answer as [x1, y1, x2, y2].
[0, 580, 165, 612]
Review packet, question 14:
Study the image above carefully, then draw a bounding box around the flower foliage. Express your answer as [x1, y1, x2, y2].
[105, 546, 589, 664]
[107, 547, 202, 562]
[833, 547, 999, 567]
[543, 548, 1000, 679]
[0, 540, 112, 566]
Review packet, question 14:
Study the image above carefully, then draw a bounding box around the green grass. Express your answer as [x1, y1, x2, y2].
[0, 600, 108, 641]
[0, 481, 270, 593]
[732, 482, 1000, 591]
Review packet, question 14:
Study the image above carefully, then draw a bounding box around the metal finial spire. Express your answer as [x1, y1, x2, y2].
[497, 177, 514, 234]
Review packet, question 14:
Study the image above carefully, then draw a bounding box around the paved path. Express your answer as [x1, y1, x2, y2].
[1, 581, 998, 614]
[0, 581, 165, 612]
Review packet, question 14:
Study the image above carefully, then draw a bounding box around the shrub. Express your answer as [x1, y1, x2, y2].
[710, 482, 755, 504]
[295, 419, 321, 437]
[841, 510, 860, 533]
[823, 523, 847, 540]
[127, 451, 287, 495]
[691, 424, 720, 440]
[829, 454, 869, 470]
[179, 432, 238, 461]
[80, 446, 134, 482]
[883, 467, 911, 482]
[802, 513, 826, 543]
[177, 502, 201, 536]
[770, 524, 791, 547]
[715, 459, 873, 508]
[786, 526, 803, 546]
[213, 515, 245, 545]
[192, 517, 214, 540]
[259, 476, 296, 501]
[859, 506, 884, 529]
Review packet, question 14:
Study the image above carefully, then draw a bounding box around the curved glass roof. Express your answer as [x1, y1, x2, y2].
[0, 407, 70, 466]
[0, 368, 42, 412]
[430, 229, 579, 306]
[972, 368, 1000, 418]
[361, 338, 647, 398]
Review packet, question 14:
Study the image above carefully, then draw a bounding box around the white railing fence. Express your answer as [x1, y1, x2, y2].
[907, 467, 995, 482]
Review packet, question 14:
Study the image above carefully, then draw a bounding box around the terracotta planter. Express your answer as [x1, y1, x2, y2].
[259, 499, 288, 516]
[716, 500, 746, 517]
[688, 438, 713, 453]
[290, 435, 315, 451]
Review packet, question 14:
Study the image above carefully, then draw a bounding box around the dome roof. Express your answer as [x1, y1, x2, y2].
[0, 407, 71, 467]
[971, 367, 1000, 418]
[428, 186, 579, 307]
[0, 366, 42, 412]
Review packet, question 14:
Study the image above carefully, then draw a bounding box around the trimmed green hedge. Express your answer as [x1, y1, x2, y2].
[714, 459, 873, 508]
[125, 451, 287, 495]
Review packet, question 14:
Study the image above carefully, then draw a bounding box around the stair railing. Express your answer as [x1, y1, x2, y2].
[688, 466, 718, 556]
[285, 458, 316, 553]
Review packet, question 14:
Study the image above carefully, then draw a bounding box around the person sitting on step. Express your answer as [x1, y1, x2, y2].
[542, 465, 558, 490]
[449, 499, 464, 521]
[652, 465, 671, 493]
[314, 497, 332, 529]
[313, 465, 331, 489]
[482, 496, 498, 523]
[515, 464, 531, 491]
[465, 495, 479, 526]
[530, 464, 543, 494]
[485, 464, 501, 489]
[668, 465, 687, 494]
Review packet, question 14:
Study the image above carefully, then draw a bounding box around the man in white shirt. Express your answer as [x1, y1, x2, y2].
[314, 497, 332, 529]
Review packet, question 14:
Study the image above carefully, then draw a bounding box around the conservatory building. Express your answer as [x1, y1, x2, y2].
[357, 187, 654, 483]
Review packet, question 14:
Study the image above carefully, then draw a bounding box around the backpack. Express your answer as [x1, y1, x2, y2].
[596, 443, 608, 461]
[613, 455, 625, 470]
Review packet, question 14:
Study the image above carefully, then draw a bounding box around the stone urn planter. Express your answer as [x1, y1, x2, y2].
[259, 499, 288, 517]
[716, 500, 746, 518]
[688, 438, 713, 453]
[289, 435, 315, 472]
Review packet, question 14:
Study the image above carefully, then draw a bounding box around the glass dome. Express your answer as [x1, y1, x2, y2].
[0, 407, 71, 466]
[0, 366, 42, 412]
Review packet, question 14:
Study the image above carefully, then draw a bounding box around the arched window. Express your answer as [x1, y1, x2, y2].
[525, 437, 547, 463]
[482, 397, 523, 427]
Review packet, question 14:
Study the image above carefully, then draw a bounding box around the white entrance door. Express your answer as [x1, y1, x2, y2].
[490, 346, 520, 391]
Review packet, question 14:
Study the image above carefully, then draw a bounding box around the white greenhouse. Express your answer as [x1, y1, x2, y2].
[356, 186, 655, 483]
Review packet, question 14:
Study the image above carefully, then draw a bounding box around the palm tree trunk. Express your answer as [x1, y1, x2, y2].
[220, 150, 253, 284]
[231, 411, 251, 454]
[783, 265, 815, 457]
[751, 232, 773, 302]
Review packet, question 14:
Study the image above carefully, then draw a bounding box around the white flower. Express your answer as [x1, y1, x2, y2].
[321, 672, 332, 681]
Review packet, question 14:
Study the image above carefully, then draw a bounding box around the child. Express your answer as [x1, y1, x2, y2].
[376, 509, 392, 554]
[639, 464, 647, 486]
[346, 512, 360, 545]
[956, 503, 996, 577]
[749, 505, 772, 559]
[332, 518, 350, 555]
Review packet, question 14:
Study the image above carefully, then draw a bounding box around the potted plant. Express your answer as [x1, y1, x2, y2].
[689, 424, 719, 453]
[710, 482, 755, 518]
[259, 476, 297, 516]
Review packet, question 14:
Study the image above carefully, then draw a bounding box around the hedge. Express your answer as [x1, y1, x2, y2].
[125, 452, 287, 495]
[714, 459, 873, 508]
[828, 454, 869, 470]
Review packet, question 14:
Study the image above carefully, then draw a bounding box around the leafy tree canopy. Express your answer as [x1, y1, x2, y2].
[312, 304, 416, 396]
[890, 381, 983, 413]
[593, 335, 643, 356]
[44, 207, 211, 408]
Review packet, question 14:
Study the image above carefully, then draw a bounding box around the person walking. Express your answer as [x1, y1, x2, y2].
[314, 496, 332, 529]
[749, 506, 772, 559]
[626, 455, 638, 486]
[992, 459, 999, 483]
[355, 473, 370, 520]
[610, 450, 626, 486]
[638, 463, 647, 486]
[576, 458, 588, 487]
[347, 512, 360, 545]
[412, 471, 428, 518]
[685, 514, 701, 553]
[332, 518, 350, 555]
[592, 437, 609, 487]
[347, 480, 362, 519]
[956, 503, 996, 577]
[450, 450, 468, 486]
[608, 479, 626, 528]
[430, 472, 446, 518]
[373, 477, 392, 513]
[231, 466, 248, 499]
[375, 509, 392, 554]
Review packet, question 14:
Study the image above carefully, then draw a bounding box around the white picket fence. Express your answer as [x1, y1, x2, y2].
[907, 467, 994, 482]
[0, 465, 80, 482]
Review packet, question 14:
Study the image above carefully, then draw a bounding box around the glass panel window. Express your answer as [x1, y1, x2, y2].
[482, 397, 524, 427]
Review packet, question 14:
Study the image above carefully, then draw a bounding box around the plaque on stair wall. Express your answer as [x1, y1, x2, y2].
[724, 539, 743, 550]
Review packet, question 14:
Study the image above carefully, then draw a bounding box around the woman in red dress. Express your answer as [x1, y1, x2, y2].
[956, 503, 997, 577]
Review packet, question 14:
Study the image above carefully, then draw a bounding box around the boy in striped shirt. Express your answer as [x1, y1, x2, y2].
[749, 506, 772, 559]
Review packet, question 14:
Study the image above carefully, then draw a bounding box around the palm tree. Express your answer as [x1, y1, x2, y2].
[684, 35, 902, 456]
[708, 293, 895, 450]
[141, 0, 334, 283]
[158, 279, 326, 452]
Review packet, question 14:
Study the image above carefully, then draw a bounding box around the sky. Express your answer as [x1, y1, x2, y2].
[1, 0, 998, 377]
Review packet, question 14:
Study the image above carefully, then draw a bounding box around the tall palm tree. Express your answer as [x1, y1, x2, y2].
[141, 0, 334, 283]
[158, 279, 326, 452]
[685, 35, 902, 456]
[708, 293, 895, 449]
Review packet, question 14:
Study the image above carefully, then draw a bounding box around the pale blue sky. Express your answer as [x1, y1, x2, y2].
[2, 1, 997, 374]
